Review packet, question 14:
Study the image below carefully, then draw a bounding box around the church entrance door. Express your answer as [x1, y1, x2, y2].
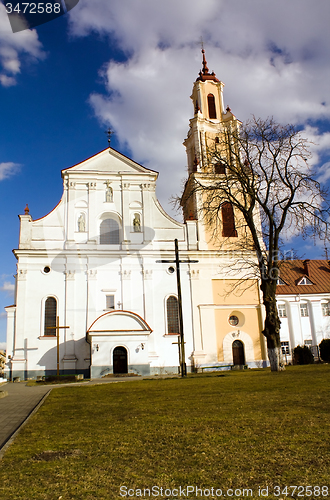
[113, 346, 128, 374]
[232, 340, 245, 365]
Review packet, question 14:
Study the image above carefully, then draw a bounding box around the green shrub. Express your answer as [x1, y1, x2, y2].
[319, 339, 330, 362]
[293, 345, 314, 365]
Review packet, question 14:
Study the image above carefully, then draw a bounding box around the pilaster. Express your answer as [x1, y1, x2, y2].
[141, 183, 153, 243]
[88, 181, 97, 244]
[121, 181, 131, 244]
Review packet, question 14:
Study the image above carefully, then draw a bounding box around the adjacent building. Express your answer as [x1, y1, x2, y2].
[276, 259, 330, 361]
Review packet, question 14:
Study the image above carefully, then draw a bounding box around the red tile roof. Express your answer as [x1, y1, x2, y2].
[276, 260, 330, 295]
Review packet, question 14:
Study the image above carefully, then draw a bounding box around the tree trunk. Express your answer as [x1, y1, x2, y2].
[267, 346, 285, 372]
[261, 280, 285, 372]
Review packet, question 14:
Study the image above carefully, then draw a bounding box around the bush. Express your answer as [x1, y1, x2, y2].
[319, 339, 330, 362]
[293, 345, 314, 365]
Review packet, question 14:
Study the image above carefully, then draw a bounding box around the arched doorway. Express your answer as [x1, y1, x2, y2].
[232, 340, 245, 365]
[113, 346, 128, 374]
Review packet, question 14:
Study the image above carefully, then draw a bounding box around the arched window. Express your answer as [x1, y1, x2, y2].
[44, 297, 57, 336]
[100, 219, 120, 244]
[166, 296, 179, 334]
[207, 94, 217, 119]
[222, 202, 238, 237]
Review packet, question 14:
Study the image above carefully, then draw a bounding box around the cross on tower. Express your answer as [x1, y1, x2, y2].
[105, 128, 114, 148]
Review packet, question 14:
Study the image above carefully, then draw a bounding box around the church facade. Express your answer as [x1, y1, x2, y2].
[5, 53, 267, 380]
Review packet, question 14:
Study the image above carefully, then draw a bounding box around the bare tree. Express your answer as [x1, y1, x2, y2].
[182, 116, 329, 371]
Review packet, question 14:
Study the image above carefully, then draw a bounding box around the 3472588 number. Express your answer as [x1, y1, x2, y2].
[274, 485, 329, 497]
[5, 3, 61, 14]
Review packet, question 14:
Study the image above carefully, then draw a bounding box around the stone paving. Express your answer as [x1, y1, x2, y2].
[0, 382, 51, 452]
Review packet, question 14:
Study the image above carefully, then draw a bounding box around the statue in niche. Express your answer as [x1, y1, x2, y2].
[105, 181, 113, 202]
[133, 213, 141, 232]
[78, 213, 86, 232]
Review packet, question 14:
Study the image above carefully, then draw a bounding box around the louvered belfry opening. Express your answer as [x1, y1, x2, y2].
[100, 218, 120, 244]
[214, 162, 226, 174]
[44, 297, 57, 336]
[221, 202, 238, 237]
[166, 296, 179, 334]
[207, 93, 217, 119]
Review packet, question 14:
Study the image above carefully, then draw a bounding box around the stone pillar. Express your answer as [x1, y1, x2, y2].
[63, 266, 77, 371]
[310, 300, 322, 345]
[141, 183, 153, 243]
[121, 260, 131, 311]
[11, 268, 27, 379]
[86, 267, 98, 331]
[18, 214, 32, 249]
[65, 179, 76, 246]
[142, 266, 157, 357]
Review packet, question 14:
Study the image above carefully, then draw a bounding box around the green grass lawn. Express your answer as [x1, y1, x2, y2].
[0, 366, 329, 500]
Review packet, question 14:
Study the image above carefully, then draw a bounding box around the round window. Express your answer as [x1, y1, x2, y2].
[168, 266, 175, 274]
[43, 266, 51, 274]
[229, 315, 239, 326]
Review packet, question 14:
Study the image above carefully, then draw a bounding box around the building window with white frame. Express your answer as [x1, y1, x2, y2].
[44, 297, 57, 336]
[281, 341, 290, 355]
[100, 219, 120, 244]
[321, 302, 330, 316]
[300, 303, 309, 317]
[106, 295, 115, 310]
[278, 303, 287, 318]
[166, 296, 179, 334]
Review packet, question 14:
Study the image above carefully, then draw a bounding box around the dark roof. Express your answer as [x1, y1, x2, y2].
[196, 49, 219, 83]
[276, 260, 330, 295]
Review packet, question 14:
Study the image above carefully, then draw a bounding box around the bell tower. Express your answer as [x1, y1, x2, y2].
[181, 50, 240, 224]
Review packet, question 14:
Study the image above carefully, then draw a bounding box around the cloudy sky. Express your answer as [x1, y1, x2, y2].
[0, 0, 330, 347]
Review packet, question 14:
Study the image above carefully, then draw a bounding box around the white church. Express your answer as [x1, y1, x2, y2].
[5, 52, 268, 380]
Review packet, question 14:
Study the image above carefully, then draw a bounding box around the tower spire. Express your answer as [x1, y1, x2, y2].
[196, 48, 219, 82]
[201, 49, 209, 75]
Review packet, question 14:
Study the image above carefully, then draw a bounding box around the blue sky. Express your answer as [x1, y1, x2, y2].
[1, 0, 330, 347]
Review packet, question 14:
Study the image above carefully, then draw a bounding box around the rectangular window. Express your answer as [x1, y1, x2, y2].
[300, 303, 309, 317]
[281, 341, 290, 355]
[278, 304, 287, 318]
[322, 303, 330, 316]
[106, 295, 115, 310]
[304, 340, 313, 346]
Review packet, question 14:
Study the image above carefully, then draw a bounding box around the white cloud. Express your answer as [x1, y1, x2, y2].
[1, 281, 15, 296]
[0, 341, 6, 351]
[0, 3, 45, 86]
[67, 0, 330, 214]
[0, 162, 21, 181]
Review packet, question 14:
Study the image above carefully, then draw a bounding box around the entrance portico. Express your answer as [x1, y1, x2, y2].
[87, 310, 152, 378]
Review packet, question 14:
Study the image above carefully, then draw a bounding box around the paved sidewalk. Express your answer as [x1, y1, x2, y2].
[0, 382, 51, 452]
